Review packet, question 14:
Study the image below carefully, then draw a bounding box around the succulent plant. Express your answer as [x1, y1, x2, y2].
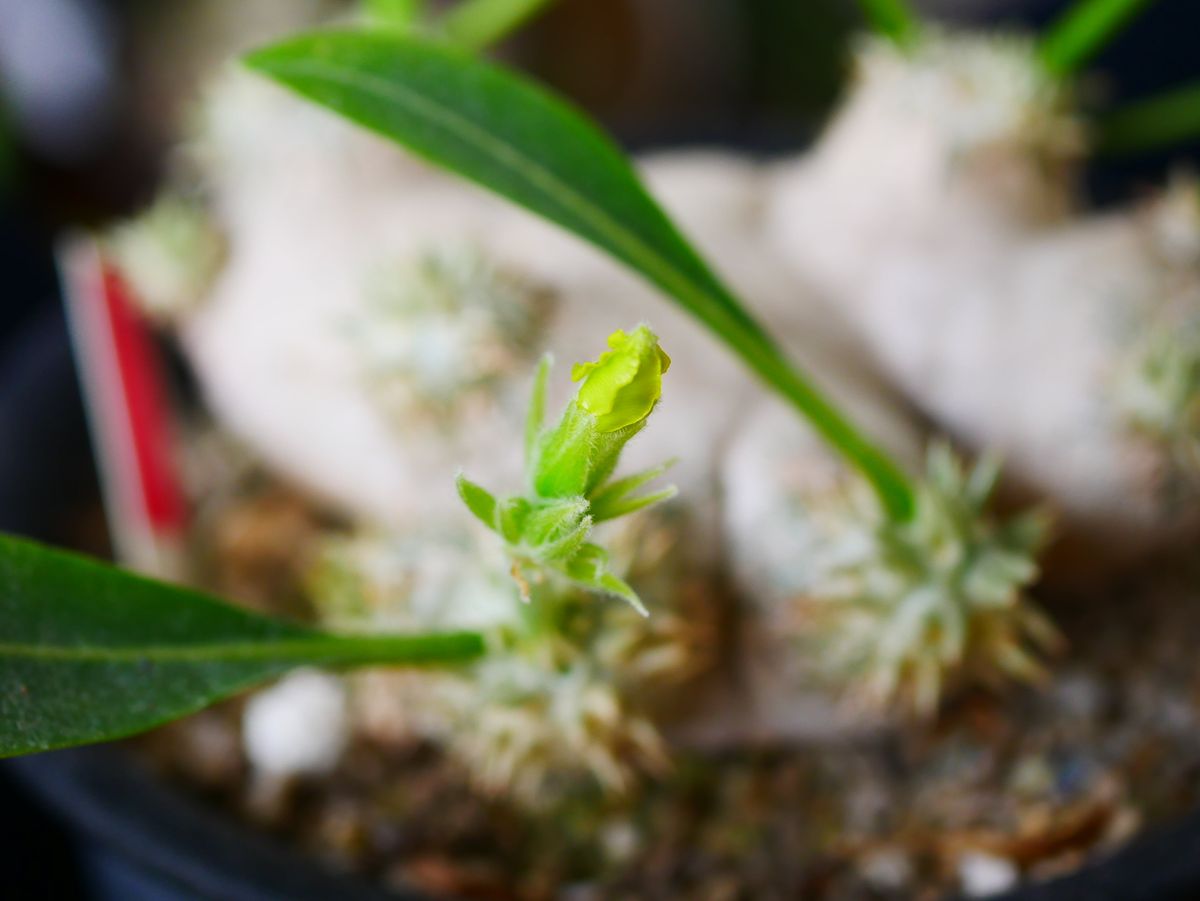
[426, 596, 673, 803]
[852, 29, 1085, 186]
[726, 394, 1057, 719]
[307, 514, 716, 803]
[1117, 310, 1200, 482]
[797, 445, 1058, 714]
[106, 193, 226, 319]
[302, 327, 713, 801]
[346, 247, 556, 425]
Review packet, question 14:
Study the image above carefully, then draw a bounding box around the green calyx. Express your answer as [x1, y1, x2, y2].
[457, 327, 677, 614]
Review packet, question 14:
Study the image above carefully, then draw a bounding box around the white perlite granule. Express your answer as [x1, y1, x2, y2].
[242, 669, 349, 778]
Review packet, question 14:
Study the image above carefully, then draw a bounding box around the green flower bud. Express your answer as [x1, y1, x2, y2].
[571, 326, 671, 433]
[458, 325, 677, 614]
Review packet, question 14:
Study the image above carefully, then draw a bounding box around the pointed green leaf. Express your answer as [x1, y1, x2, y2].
[587, 458, 676, 508]
[0, 535, 485, 758]
[1098, 80, 1200, 156]
[456, 472, 500, 531]
[590, 485, 678, 523]
[594, 572, 647, 617]
[525, 354, 551, 466]
[561, 543, 647, 616]
[244, 30, 916, 522]
[1040, 0, 1157, 77]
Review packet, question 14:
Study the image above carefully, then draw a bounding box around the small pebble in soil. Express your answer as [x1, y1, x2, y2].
[243, 669, 349, 778]
[958, 851, 1019, 898]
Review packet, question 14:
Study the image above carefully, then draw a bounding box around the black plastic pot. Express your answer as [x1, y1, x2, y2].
[4, 306, 1200, 901]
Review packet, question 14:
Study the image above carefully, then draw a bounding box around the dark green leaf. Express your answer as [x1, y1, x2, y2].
[0, 534, 485, 758]
[1039, 0, 1156, 77]
[244, 31, 916, 521]
[588, 459, 679, 523]
[1097, 80, 1200, 156]
[854, 0, 920, 46]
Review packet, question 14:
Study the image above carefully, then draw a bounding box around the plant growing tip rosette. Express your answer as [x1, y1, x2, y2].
[457, 325, 676, 615]
[723, 389, 1057, 720]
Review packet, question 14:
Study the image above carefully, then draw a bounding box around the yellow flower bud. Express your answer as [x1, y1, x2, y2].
[571, 326, 671, 432]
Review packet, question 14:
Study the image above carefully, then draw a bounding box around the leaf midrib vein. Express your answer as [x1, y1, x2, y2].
[0, 634, 484, 664]
[261, 57, 739, 330]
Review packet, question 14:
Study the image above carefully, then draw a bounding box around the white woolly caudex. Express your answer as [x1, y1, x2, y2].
[765, 18, 1200, 564]
[307, 516, 718, 803]
[767, 29, 1084, 309]
[346, 247, 555, 425]
[423, 537, 717, 805]
[827, 182, 1200, 565]
[722, 381, 1057, 719]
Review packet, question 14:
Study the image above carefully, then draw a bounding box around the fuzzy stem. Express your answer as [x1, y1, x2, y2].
[855, 0, 920, 47]
[439, 0, 561, 52]
[1039, 0, 1156, 77]
[1097, 80, 1200, 155]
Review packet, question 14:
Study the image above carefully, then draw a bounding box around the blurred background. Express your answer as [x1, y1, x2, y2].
[3, 0, 1200, 346]
[1, 0, 1200, 896]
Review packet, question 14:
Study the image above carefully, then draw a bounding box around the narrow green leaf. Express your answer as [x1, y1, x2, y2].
[1097, 80, 1200, 155]
[525, 354, 551, 465]
[587, 459, 677, 509]
[0, 534, 485, 758]
[244, 31, 916, 521]
[590, 485, 678, 523]
[456, 472, 501, 530]
[1039, 0, 1156, 77]
[439, 0, 561, 52]
[855, 0, 920, 46]
[562, 544, 647, 616]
